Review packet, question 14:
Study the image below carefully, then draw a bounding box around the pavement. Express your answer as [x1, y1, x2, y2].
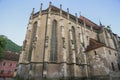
[0, 78, 14, 80]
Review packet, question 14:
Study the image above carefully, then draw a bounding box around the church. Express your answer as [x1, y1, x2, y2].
[17, 2, 120, 80]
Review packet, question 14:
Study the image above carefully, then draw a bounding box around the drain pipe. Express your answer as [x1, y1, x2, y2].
[42, 5, 49, 80]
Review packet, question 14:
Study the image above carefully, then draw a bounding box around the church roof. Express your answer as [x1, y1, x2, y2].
[50, 5, 102, 30]
[1, 51, 19, 61]
[86, 38, 105, 51]
[33, 5, 102, 31]
[80, 16, 101, 30]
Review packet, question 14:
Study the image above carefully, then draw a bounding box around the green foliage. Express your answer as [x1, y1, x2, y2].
[4, 39, 22, 53]
[0, 35, 7, 59]
[0, 35, 22, 53]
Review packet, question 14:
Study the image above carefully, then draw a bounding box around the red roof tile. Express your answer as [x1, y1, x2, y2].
[80, 16, 101, 30]
[86, 38, 105, 51]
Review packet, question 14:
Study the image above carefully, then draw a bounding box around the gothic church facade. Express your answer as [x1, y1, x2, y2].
[17, 3, 120, 80]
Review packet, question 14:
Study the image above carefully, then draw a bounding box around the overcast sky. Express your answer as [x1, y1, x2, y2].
[0, 0, 120, 46]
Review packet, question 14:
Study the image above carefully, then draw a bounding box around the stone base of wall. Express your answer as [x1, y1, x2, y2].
[15, 75, 120, 80]
[15, 76, 109, 80]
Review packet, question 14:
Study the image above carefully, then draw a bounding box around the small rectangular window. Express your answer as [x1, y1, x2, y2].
[62, 37, 65, 48]
[14, 69, 17, 71]
[0, 70, 4, 74]
[94, 51, 97, 55]
[71, 40, 74, 44]
[30, 64, 32, 70]
[109, 50, 111, 55]
[86, 36, 89, 41]
[3, 62, 6, 66]
[9, 62, 12, 67]
[118, 63, 120, 71]
[111, 62, 115, 71]
[115, 53, 117, 56]
[8, 70, 11, 74]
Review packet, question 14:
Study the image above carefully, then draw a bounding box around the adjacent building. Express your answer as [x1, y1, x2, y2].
[17, 3, 120, 80]
[0, 51, 19, 78]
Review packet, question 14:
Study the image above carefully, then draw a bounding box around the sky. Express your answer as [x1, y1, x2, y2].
[0, 0, 120, 46]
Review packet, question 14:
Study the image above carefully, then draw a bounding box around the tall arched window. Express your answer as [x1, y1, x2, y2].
[71, 26, 76, 45]
[28, 21, 37, 61]
[32, 22, 37, 40]
[71, 26, 77, 63]
[50, 20, 57, 62]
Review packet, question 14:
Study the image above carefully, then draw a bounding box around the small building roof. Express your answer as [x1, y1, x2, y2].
[1, 51, 19, 61]
[86, 38, 105, 51]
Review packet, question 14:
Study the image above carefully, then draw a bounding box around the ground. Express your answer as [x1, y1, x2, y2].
[0, 78, 14, 80]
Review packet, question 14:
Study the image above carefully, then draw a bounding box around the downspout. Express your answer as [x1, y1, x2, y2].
[83, 17, 88, 77]
[42, 9, 49, 79]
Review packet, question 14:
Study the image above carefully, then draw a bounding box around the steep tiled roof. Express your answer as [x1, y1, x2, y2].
[86, 38, 105, 51]
[2, 51, 19, 61]
[80, 16, 101, 30]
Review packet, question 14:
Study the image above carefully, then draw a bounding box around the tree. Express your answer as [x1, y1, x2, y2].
[0, 35, 7, 59]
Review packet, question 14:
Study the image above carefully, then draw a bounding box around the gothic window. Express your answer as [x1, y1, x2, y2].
[28, 21, 38, 61]
[111, 62, 115, 71]
[32, 21, 38, 40]
[50, 20, 57, 62]
[70, 26, 77, 51]
[71, 26, 76, 45]
[61, 26, 65, 48]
